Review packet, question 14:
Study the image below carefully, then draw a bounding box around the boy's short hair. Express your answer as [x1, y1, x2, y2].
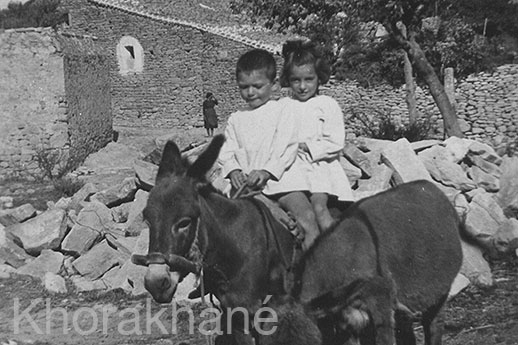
[236, 49, 276, 82]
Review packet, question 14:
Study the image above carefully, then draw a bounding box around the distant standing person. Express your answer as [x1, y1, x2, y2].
[203, 92, 219, 136]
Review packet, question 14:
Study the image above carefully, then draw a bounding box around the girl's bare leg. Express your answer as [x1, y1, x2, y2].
[278, 191, 320, 251]
[310, 192, 335, 232]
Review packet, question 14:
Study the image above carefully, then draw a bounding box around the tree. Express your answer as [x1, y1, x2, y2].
[0, 0, 67, 29]
[231, 0, 517, 137]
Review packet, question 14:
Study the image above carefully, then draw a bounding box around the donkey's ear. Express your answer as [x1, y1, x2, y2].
[187, 134, 225, 179]
[157, 140, 185, 180]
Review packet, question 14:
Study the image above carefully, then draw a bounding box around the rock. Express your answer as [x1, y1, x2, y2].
[342, 142, 373, 178]
[134, 159, 158, 191]
[61, 201, 113, 255]
[468, 141, 503, 165]
[0, 237, 33, 268]
[410, 139, 442, 152]
[448, 273, 471, 299]
[0, 263, 17, 279]
[44, 272, 67, 294]
[443, 136, 474, 163]
[495, 156, 518, 218]
[381, 138, 432, 184]
[102, 228, 148, 295]
[355, 164, 393, 193]
[70, 274, 107, 292]
[465, 192, 506, 253]
[0, 223, 5, 247]
[355, 137, 393, 153]
[419, 146, 476, 191]
[468, 166, 500, 192]
[69, 182, 98, 212]
[493, 218, 518, 255]
[7, 208, 67, 256]
[124, 190, 149, 236]
[467, 155, 502, 179]
[0, 203, 37, 225]
[338, 156, 362, 186]
[460, 239, 493, 287]
[17, 249, 64, 279]
[72, 240, 123, 280]
[111, 202, 131, 223]
[0, 196, 14, 209]
[90, 177, 137, 207]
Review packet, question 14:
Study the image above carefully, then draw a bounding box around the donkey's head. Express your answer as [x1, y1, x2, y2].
[132, 135, 224, 303]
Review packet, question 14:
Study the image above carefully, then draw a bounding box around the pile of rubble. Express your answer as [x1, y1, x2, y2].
[0, 135, 517, 299]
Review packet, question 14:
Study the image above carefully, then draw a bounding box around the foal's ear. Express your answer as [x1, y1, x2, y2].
[187, 135, 225, 179]
[157, 140, 185, 180]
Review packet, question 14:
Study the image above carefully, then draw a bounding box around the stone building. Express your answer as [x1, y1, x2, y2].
[60, 0, 293, 129]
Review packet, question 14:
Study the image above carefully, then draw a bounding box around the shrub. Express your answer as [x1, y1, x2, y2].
[52, 177, 84, 197]
[351, 109, 435, 142]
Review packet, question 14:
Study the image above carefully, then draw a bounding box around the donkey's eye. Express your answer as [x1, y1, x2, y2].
[176, 217, 192, 230]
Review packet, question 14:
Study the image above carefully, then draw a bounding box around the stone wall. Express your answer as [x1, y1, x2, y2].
[322, 64, 518, 145]
[64, 53, 113, 164]
[0, 27, 68, 180]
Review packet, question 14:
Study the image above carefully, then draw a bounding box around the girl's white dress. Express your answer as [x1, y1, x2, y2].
[283, 95, 354, 201]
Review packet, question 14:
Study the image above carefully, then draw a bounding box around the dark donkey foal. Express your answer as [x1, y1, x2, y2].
[132, 135, 298, 344]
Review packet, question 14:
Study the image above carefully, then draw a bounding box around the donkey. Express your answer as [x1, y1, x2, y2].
[262, 180, 463, 345]
[132, 135, 296, 344]
[133, 135, 463, 345]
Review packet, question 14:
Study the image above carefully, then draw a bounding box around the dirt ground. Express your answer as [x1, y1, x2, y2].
[1, 128, 517, 344]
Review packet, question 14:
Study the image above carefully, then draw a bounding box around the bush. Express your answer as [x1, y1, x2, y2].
[351, 109, 435, 142]
[52, 177, 84, 197]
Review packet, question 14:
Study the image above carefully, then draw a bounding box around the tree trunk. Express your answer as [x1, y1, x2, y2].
[389, 25, 463, 138]
[398, 23, 418, 125]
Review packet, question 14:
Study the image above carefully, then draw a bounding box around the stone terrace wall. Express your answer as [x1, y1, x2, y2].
[322, 64, 518, 144]
[0, 27, 68, 180]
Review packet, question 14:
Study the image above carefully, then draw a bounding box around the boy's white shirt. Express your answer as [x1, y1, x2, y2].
[218, 100, 300, 195]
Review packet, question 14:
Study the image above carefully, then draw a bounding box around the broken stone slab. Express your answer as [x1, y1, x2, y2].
[70, 274, 108, 292]
[468, 141, 503, 166]
[124, 190, 149, 236]
[468, 166, 500, 192]
[448, 273, 471, 299]
[134, 159, 158, 191]
[111, 202, 131, 223]
[467, 155, 502, 179]
[7, 208, 67, 256]
[72, 240, 123, 280]
[495, 156, 518, 218]
[355, 137, 394, 153]
[0, 236, 33, 268]
[465, 192, 506, 252]
[410, 139, 442, 152]
[381, 138, 432, 184]
[61, 201, 114, 255]
[339, 156, 362, 186]
[17, 249, 64, 280]
[355, 164, 393, 193]
[460, 239, 493, 287]
[343, 142, 374, 178]
[44, 272, 68, 294]
[69, 182, 98, 213]
[103, 228, 148, 295]
[493, 218, 518, 255]
[0, 203, 37, 225]
[443, 136, 475, 163]
[90, 177, 138, 208]
[419, 146, 476, 191]
[0, 263, 17, 279]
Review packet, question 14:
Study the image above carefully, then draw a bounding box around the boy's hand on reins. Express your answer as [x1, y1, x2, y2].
[247, 169, 272, 190]
[229, 170, 247, 190]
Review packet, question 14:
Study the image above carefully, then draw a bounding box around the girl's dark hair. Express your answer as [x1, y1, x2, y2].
[205, 92, 213, 98]
[280, 40, 331, 87]
[236, 49, 277, 82]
